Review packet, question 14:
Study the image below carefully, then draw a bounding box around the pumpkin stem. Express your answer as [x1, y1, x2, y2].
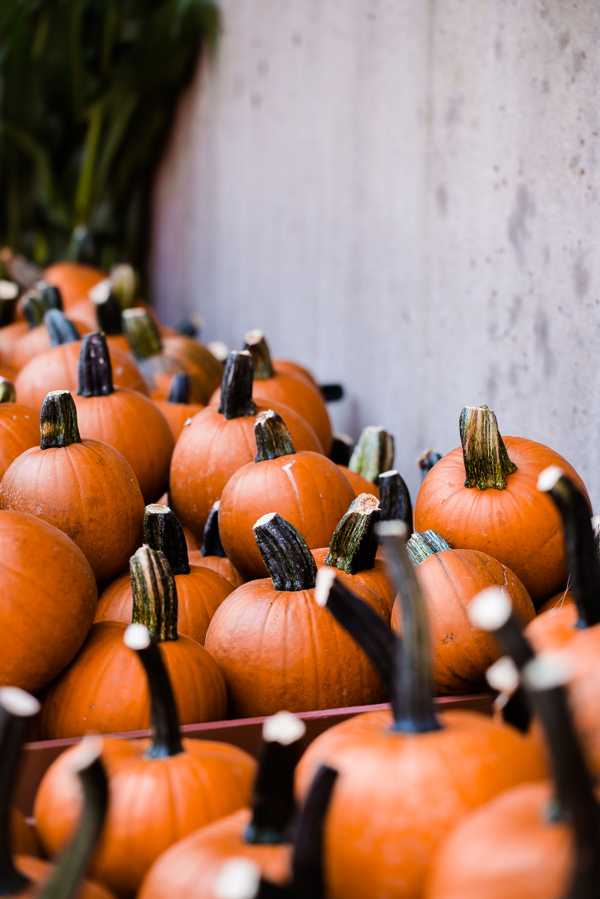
[38, 284, 63, 312]
[22, 291, 46, 328]
[122, 308, 162, 359]
[290, 764, 338, 899]
[417, 448, 442, 481]
[254, 513, 317, 591]
[406, 530, 451, 566]
[218, 351, 257, 420]
[379, 521, 442, 733]
[0, 687, 41, 895]
[0, 281, 19, 327]
[77, 332, 114, 397]
[38, 738, 108, 899]
[469, 587, 536, 671]
[44, 309, 80, 346]
[0, 378, 15, 404]
[459, 405, 517, 490]
[40, 390, 82, 449]
[537, 467, 600, 628]
[244, 329, 275, 380]
[130, 545, 179, 642]
[244, 712, 306, 844]
[329, 434, 353, 467]
[109, 264, 137, 310]
[92, 289, 124, 336]
[378, 469, 413, 533]
[348, 426, 395, 484]
[144, 504, 191, 576]
[124, 624, 184, 758]
[201, 501, 227, 558]
[325, 493, 380, 574]
[254, 410, 296, 462]
[168, 372, 191, 405]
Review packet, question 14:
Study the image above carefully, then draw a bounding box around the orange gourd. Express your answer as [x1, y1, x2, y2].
[43, 261, 106, 310]
[0, 379, 39, 481]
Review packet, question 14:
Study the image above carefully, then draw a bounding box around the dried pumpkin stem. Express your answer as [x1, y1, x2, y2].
[44, 309, 79, 346]
[459, 405, 517, 490]
[329, 434, 353, 467]
[93, 291, 124, 336]
[39, 284, 63, 312]
[290, 764, 338, 899]
[40, 390, 82, 449]
[254, 410, 296, 462]
[201, 501, 227, 558]
[144, 504, 191, 576]
[378, 469, 413, 532]
[406, 530, 451, 567]
[0, 281, 19, 327]
[254, 513, 317, 591]
[348, 426, 395, 484]
[22, 291, 46, 328]
[0, 378, 15, 404]
[244, 329, 275, 380]
[168, 372, 191, 405]
[218, 351, 257, 419]
[325, 493, 380, 574]
[77, 332, 114, 397]
[122, 308, 162, 359]
[130, 546, 179, 642]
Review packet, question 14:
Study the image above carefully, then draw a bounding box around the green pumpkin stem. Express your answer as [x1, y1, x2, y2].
[348, 427, 395, 484]
[378, 469, 413, 532]
[39, 740, 109, 899]
[244, 712, 306, 844]
[422, 530, 452, 552]
[109, 265, 137, 310]
[406, 530, 451, 567]
[44, 309, 80, 346]
[124, 625, 184, 758]
[254, 410, 296, 462]
[93, 291, 124, 336]
[459, 405, 517, 490]
[218, 351, 257, 419]
[144, 504, 191, 576]
[201, 501, 227, 558]
[130, 546, 179, 642]
[0, 378, 15, 404]
[537, 468, 600, 628]
[40, 390, 82, 449]
[77, 332, 114, 397]
[168, 372, 191, 405]
[122, 308, 162, 360]
[244, 330, 275, 380]
[0, 688, 41, 895]
[38, 284, 63, 312]
[325, 493, 380, 574]
[0, 281, 19, 327]
[254, 513, 317, 591]
[22, 291, 46, 328]
[290, 764, 338, 899]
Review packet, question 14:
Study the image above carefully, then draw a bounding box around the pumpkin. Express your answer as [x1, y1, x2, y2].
[0, 511, 97, 692]
[39, 546, 227, 740]
[219, 410, 354, 580]
[0, 390, 145, 582]
[10, 302, 89, 371]
[295, 523, 547, 899]
[0, 379, 39, 480]
[188, 501, 245, 589]
[73, 333, 174, 503]
[170, 351, 323, 540]
[204, 513, 388, 718]
[337, 426, 395, 499]
[152, 373, 204, 442]
[43, 261, 106, 310]
[414, 405, 590, 605]
[35, 624, 254, 898]
[96, 504, 233, 645]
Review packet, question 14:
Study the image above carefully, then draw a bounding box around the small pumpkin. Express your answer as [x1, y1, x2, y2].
[43, 261, 106, 310]
[152, 373, 204, 442]
[0, 379, 39, 481]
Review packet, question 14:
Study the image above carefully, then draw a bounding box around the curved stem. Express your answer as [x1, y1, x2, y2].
[254, 410, 296, 462]
[168, 372, 191, 405]
[93, 291, 124, 336]
[244, 330, 275, 380]
[348, 426, 394, 484]
[122, 308, 162, 359]
[77, 332, 114, 397]
[291, 765, 338, 899]
[218, 351, 257, 420]
[201, 501, 227, 558]
[144, 504, 190, 575]
[0, 379, 15, 404]
[459, 405, 517, 490]
[325, 493, 380, 574]
[378, 469, 413, 532]
[40, 390, 82, 449]
[44, 309, 80, 346]
[254, 514, 317, 591]
[130, 546, 179, 642]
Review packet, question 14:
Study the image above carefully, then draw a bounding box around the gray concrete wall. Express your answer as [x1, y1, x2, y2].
[151, 1, 600, 509]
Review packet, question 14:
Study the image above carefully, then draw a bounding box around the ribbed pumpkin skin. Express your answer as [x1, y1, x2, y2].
[414, 437, 590, 605]
[391, 549, 535, 694]
[425, 781, 571, 899]
[169, 399, 323, 540]
[0, 403, 39, 479]
[34, 739, 256, 898]
[10, 319, 89, 370]
[0, 511, 97, 692]
[73, 388, 175, 504]
[138, 808, 291, 899]
[95, 565, 233, 645]
[43, 262, 106, 309]
[295, 709, 547, 899]
[219, 452, 355, 581]
[13, 856, 115, 898]
[0, 440, 145, 582]
[151, 398, 204, 442]
[38, 621, 227, 739]
[312, 547, 396, 614]
[14, 341, 148, 410]
[188, 550, 245, 589]
[204, 578, 387, 718]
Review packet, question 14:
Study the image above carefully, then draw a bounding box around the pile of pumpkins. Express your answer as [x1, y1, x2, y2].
[0, 257, 598, 898]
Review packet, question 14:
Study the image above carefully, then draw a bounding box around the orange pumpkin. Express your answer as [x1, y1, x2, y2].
[0, 380, 39, 480]
[43, 261, 106, 310]
[188, 501, 245, 589]
[152, 373, 204, 442]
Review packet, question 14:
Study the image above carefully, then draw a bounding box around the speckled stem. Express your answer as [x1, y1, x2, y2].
[133, 639, 184, 759]
[244, 330, 275, 380]
[77, 332, 114, 397]
[39, 284, 63, 311]
[543, 473, 600, 628]
[144, 504, 191, 576]
[168, 372, 191, 404]
[380, 523, 441, 733]
[218, 351, 257, 419]
[254, 513, 317, 591]
[254, 410, 296, 462]
[201, 502, 227, 558]
[325, 493, 380, 574]
[0, 379, 15, 404]
[40, 390, 82, 449]
[131, 546, 179, 642]
[406, 532, 436, 566]
[22, 291, 46, 328]
[122, 308, 162, 359]
[418, 449, 442, 481]
[422, 530, 452, 552]
[44, 309, 79, 346]
[459, 405, 517, 490]
[291, 765, 338, 899]
[329, 434, 353, 467]
[378, 469, 413, 532]
[93, 291, 124, 335]
[348, 426, 395, 484]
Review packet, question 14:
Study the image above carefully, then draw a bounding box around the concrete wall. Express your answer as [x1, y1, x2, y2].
[151, 0, 600, 509]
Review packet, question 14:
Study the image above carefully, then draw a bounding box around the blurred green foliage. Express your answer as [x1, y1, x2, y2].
[0, 0, 218, 271]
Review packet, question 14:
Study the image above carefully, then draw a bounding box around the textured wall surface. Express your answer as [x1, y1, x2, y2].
[151, 1, 600, 509]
